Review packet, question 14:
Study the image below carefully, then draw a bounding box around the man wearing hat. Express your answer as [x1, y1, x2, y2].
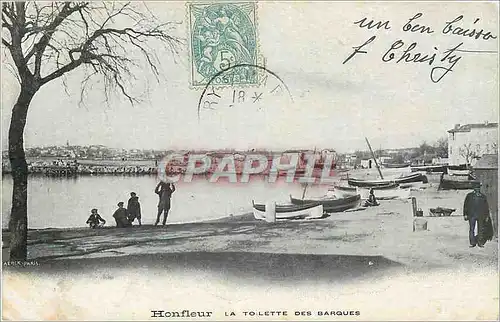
[113, 201, 131, 228]
[127, 192, 142, 226]
[463, 184, 492, 248]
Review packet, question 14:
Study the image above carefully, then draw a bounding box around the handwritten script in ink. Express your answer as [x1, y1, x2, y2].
[342, 13, 497, 83]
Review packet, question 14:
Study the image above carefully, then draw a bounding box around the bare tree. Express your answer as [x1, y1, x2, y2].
[459, 143, 480, 166]
[2, 2, 182, 260]
[434, 136, 448, 158]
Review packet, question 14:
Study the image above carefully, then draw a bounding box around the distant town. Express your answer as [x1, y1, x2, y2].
[1, 122, 498, 173]
[0, 142, 443, 164]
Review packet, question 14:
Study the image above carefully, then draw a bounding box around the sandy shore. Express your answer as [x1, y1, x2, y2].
[2, 181, 499, 320]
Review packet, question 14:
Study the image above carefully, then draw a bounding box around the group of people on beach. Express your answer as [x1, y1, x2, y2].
[84, 178, 495, 250]
[85, 182, 176, 228]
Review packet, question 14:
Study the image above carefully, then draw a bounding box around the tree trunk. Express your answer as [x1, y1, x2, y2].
[8, 87, 36, 261]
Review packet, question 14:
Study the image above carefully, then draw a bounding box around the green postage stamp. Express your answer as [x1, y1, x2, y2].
[188, 2, 259, 87]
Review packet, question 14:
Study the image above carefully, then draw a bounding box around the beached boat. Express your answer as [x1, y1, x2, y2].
[410, 165, 447, 173]
[447, 164, 468, 171]
[327, 185, 357, 198]
[382, 163, 410, 169]
[347, 178, 395, 187]
[429, 207, 456, 217]
[330, 183, 398, 192]
[330, 183, 401, 199]
[347, 173, 426, 187]
[394, 172, 428, 184]
[439, 177, 480, 190]
[252, 201, 324, 220]
[289, 194, 361, 213]
[447, 169, 470, 176]
[330, 185, 356, 192]
[399, 182, 424, 190]
[356, 187, 411, 200]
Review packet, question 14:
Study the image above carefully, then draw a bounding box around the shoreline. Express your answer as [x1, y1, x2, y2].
[2, 181, 497, 269]
[1, 212, 257, 234]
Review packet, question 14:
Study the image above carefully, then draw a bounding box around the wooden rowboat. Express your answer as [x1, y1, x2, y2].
[289, 194, 361, 213]
[382, 163, 410, 168]
[347, 178, 395, 187]
[330, 185, 356, 192]
[447, 169, 470, 176]
[447, 164, 468, 170]
[439, 178, 480, 190]
[410, 165, 447, 173]
[356, 187, 411, 200]
[394, 172, 428, 184]
[330, 183, 399, 192]
[429, 207, 456, 217]
[348, 173, 426, 187]
[252, 201, 324, 220]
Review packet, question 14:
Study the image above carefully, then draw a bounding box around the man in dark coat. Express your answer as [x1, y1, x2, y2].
[113, 202, 131, 228]
[463, 185, 491, 247]
[127, 192, 142, 226]
[155, 181, 175, 226]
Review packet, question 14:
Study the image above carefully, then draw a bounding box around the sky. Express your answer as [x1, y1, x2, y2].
[1, 1, 498, 153]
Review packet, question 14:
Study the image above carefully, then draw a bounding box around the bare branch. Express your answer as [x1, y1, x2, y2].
[2, 37, 11, 49]
[4, 1, 184, 107]
[41, 58, 83, 85]
[2, 13, 12, 30]
[33, 2, 89, 78]
[2, 3, 15, 25]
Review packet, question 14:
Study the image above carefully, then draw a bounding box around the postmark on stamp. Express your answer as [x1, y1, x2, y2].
[188, 2, 259, 87]
[197, 63, 294, 120]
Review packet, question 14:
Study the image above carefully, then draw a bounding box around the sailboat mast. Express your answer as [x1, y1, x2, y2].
[365, 137, 384, 180]
[301, 147, 317, 199]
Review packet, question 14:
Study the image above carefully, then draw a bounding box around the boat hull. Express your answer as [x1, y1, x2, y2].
[252, 203, 324, 220]
[347, 178, 395, 187]
[394, 173, 428, 184]
[447, 169, 470, 176]
[331, 183, 399, 191]
[447, 164, 468, 171]
[348, 173, 426, 187]
[429, 207, 456, 217]
[439, 178, 480, 190]
[410, 165, 447, 173]
[356, 187, 411, 200]
[290, 194, 361, 213]
[331, 185, 356, 192]
[382, 163, 410, 168]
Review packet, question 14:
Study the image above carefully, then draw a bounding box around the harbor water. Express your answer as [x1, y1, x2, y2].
[1, 174, 335, 229]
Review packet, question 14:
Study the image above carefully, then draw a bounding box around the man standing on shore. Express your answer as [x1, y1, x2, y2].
[127, 192, 142, 226]
[155, 181, 176, 226]
[463, 185, 492, 248]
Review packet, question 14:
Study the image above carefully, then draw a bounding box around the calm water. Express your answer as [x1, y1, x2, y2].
[2, 174, 333, 229]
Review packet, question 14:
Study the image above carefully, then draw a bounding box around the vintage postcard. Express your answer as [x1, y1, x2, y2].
[1, 1, 498, 320]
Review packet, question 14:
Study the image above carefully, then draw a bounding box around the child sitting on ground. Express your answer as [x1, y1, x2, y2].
[86, 208, 106, 228]
[364, 189, 380, 207]
[113, 202, 131, 228]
